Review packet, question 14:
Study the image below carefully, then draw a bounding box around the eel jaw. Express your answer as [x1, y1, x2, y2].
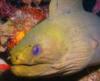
[11, 64, 60, 77]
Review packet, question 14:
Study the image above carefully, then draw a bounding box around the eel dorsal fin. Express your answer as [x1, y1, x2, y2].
[49, 0, 82, 18]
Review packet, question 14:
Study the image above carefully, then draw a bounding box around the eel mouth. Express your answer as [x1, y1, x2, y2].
[11, 62, 53, 68]
[10, 63, 60, 77]
[12, 63, 47, 66]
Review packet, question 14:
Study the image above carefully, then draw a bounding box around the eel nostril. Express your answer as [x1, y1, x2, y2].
[15, 55, 25, 63]
[15, 56, 18, 60]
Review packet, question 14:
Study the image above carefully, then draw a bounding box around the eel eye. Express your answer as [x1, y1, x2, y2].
[32, 44, 41, 56]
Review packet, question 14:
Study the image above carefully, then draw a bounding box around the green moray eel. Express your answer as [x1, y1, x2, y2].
[10, 0, 100, 77]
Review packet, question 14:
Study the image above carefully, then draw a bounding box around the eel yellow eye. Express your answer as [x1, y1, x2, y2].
[32, 44, 41, 56]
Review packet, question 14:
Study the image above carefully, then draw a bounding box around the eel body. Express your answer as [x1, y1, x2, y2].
[10, 0, 100, 77]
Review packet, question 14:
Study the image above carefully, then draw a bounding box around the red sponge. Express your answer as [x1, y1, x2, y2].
[0, 59, 11, 71]
[0, 64, 11, 70]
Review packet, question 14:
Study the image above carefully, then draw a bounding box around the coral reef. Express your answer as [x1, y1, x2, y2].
[0, 0, 48, 52]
